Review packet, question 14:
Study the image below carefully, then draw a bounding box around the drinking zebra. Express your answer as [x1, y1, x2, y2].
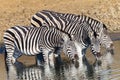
[4, 26, 72, 66]
[31, 10, 113, 60]
[4, 22, 100, 66]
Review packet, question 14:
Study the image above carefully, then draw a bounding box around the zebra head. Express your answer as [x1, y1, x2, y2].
[61, 33, 79, 61]
[63, 40, 78, 61]
[80, 22, 101, 57]
[88, 31, 101, 59]
[96, 23, 114, 53]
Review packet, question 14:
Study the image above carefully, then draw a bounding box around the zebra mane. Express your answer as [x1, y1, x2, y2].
[79, 20, 98, 39]
[80, 14, 108, 30]
[103, 24, 108, 30]
[57, 15, 97, 40]
[73, 14, 100, 39]
[80, 15, 103, 38]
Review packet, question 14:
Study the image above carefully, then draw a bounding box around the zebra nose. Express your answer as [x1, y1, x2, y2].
[74, 54, 79, 60]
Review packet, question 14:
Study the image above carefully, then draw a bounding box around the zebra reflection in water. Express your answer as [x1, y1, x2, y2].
[6, 61, 54, 80]
[6, 53, 114, 80]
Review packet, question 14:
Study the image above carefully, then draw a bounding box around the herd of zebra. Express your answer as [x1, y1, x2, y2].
[2, 10, 114, 67]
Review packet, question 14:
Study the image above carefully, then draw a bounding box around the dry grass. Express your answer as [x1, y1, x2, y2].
[0, 0, 120, 43]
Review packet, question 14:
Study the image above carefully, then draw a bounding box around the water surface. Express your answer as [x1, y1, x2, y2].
[0, 40, 120, 80]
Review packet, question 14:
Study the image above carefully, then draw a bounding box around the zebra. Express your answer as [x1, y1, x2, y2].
[3, 23, 100, 66]
[31, 10, 113, 61]
[4, 25, 72, 66]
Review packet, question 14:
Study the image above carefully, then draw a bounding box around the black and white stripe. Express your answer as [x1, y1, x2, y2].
[31, 10, 113, 59]
[4, 26, 71, 65]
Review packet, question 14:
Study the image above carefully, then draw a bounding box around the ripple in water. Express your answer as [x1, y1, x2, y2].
[5, 41, 120, 80]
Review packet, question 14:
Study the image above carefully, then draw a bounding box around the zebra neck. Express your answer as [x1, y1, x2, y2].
[73, 15, 102, 33]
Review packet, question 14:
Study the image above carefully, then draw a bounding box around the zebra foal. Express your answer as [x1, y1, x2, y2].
[4, 26, 72, 65]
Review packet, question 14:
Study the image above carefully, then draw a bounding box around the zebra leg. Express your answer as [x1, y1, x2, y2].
[7, 64, 17, 80]
[36, 52, 45, 66]
[81, 47, 87, 56]
[54, 47, 63, 64]
[4, 44, 16, 65]
[13, 47, 22, 60]
[48, 51, 54, 67]
[42, 50, 49, 65]
[74, 42, 84, 68]
[36, 49, 54, 66]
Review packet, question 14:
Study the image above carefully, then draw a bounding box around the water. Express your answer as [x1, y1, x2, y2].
[0, 40, 120, 80]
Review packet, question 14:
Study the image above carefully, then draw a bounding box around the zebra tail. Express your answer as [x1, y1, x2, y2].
[0, 43, 5, 54]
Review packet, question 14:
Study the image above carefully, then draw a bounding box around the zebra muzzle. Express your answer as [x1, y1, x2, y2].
[74, 54, 79, 60]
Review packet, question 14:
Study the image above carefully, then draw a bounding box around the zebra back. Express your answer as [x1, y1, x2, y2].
[37, 10, 105, 33]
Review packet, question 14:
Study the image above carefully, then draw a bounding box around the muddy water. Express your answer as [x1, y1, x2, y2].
[0, 40, 120, 80]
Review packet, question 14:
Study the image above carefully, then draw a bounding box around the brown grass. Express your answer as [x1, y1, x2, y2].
[0, 0, 120, 43]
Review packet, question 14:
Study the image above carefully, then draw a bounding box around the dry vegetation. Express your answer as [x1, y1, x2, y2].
[0, 0, 120, 43]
